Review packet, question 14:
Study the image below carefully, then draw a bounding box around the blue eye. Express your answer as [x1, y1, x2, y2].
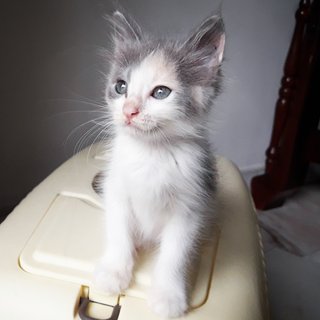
[115, 80, 127, 95]
[151, 86, 171, 99]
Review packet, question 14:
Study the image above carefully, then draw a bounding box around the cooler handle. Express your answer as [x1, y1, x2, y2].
[79, 297, 121, 320]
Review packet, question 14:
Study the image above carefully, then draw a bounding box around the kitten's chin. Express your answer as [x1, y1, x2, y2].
[121, 122, 167, 143]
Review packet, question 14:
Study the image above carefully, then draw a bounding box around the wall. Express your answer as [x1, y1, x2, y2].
[0, 0, 298, 212]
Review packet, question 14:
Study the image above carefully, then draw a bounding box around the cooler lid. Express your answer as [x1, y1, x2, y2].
[19, 191, 219, 309]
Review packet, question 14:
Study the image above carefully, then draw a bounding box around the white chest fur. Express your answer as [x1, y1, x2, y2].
[106, 134, 204, 240]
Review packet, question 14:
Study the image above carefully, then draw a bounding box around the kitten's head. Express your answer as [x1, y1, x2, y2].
[105, 11, 225, 143]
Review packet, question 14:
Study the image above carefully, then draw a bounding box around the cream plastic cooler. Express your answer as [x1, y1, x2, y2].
[0, 143, 269, 320]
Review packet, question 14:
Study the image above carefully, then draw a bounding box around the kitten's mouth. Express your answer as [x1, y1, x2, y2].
[124, 119, 159, 135]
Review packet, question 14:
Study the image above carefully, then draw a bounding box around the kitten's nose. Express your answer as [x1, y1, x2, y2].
[123, 102, 140, 123]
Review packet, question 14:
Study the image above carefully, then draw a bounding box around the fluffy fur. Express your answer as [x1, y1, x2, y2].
[94, 10, 225, 318]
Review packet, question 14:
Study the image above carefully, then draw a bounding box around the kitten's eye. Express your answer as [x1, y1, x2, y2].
[151, 86, 171, 99]
[115, 80, 127, 95]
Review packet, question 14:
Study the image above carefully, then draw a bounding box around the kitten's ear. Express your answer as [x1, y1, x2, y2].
[109, 10, 143, 45]
[182, 15, 225, 77]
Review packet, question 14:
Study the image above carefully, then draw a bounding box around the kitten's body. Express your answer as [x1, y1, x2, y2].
[94, 11, 225, 318]
[107, 132, 214, 242]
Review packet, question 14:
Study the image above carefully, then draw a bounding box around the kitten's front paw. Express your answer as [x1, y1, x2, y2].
[149, 287, 188, 318]
[93, 263, 132, 295]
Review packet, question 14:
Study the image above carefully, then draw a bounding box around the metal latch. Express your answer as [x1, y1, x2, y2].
[79, 297, 121, 320]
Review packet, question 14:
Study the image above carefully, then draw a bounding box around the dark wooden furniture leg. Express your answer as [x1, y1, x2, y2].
[251, 0, 320, 210]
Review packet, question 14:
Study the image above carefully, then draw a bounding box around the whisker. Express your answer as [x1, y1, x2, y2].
[44, 98, 107, 110]
[73, 121, 111, 156]
[86, 123, 112, 159]
[64, 115, 113, 155]
[72, 123, 102, 154]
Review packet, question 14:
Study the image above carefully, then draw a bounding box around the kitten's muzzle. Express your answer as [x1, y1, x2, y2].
[123, 101, 140, 124]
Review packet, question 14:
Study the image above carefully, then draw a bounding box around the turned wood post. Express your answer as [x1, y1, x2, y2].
[251, 0, 320, 210]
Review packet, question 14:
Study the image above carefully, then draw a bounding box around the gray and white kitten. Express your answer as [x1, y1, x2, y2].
[94, 10, 225, 318]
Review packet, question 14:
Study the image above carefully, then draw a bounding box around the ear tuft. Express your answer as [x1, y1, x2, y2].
[183, 15, 225, 70]
[108, 10, 143, 46]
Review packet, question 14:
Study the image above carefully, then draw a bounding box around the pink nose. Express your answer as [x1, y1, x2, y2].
[123, 103, 140, 122]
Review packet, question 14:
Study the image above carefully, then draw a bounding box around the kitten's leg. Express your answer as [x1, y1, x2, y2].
[94, 182, 134, 294]
[149, 209, 201, 318]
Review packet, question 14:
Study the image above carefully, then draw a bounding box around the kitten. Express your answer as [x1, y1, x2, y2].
[94, 10, 225, 318]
